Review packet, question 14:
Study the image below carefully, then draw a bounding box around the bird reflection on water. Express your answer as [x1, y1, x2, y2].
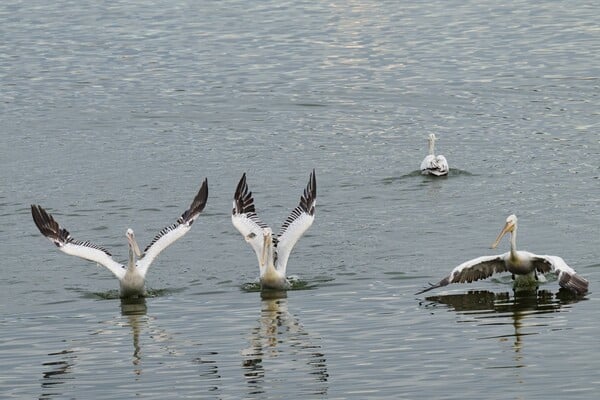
[241, 294, 329, 397]
[120, 297, 148, 375]
[40, 349, 76, 399]
[422, 289, 585, 370]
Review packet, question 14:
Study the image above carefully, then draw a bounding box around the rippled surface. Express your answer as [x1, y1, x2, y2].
[1, 0, 599, 398]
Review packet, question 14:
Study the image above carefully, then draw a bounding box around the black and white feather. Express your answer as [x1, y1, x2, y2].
[138, 179, 208, 276]
[232, 170, 316, 285]
[31, 178, 208, 297]
[31, 204, 125, 280]
[416, 215, 589, 296]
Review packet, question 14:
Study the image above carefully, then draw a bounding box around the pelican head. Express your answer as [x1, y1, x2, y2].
[261, 228, 274, 267]
[491, 214, 518, 249]
[126, 228, 143, 258]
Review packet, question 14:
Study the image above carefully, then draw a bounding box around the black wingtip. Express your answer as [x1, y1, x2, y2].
[31, 204, 52, 236]
[299, 169, 317, 215]
[559, 272, 589, 296]
[415, 283, 436, 295]
[31, 204, 69, 242]
[234, 172, 248, 201]
[185, 178, 209, 218]
[197, 177, 209, 211]
[415, 276, 450, 295]
[233, 172, 258, 215]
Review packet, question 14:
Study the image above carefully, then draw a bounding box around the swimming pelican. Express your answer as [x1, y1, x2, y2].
[31, 178, 208, 298]
[416, 214, 589, 295]
[232, 170, 316, 290]
[420, 133, 449, 176]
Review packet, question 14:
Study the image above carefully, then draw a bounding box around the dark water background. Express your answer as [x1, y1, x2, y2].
[1, 1, 599, 398]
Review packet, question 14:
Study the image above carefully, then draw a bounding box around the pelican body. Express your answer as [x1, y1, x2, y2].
[31, 178, 208, 298]
[417, 215, 588, 295]
[420, 133, 449, 176]
[232, 170, 316, 290]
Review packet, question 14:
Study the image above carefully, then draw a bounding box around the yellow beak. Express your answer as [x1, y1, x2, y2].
[127, 232, 143, 258]
[491, 221, 514, 249]
[261, 234, 271, 266]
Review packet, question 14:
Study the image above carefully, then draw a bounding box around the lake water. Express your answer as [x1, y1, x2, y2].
[1, 0, 599, 398]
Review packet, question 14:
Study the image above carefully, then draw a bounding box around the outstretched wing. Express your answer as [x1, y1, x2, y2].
[275, 169, 316, 274]
[416, 254, 507, 295]
[231, 173, 271, 268]
[31, 204, 125, 279]
[137, 178, 208, 276]
[531, 254, 588, 295]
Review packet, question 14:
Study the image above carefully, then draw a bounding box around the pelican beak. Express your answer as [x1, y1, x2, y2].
[261, 233, 271, 266]
[127, 230, 143, 258]
[491, 221, 514, 249]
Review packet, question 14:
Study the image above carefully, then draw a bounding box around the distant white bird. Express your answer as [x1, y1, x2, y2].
[232, 170, 316, 290]
[416, 214, 589, 295]
[31, 179, 208, 298]
[420, 133, 449, 176]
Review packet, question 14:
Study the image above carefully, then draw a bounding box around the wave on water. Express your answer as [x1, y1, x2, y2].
[381, 168, 476, 184]
[241, 275, 334, 294]
[84, 287, 184, 300]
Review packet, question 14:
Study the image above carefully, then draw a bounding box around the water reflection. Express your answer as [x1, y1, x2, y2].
[423, 288, 583, 314]
[423, 289, 585, 369]
[120, 298, 221, 391]
[241, 296, 328, 397]
[120, 297, 147, 375]
[40, 349, 76, 399]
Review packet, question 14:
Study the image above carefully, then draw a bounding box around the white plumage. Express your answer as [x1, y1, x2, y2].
[417, 214, 588, 295]
[420, 134, 449, 176]
[232, 170, 316, 290]
[31, 178, 208, 298]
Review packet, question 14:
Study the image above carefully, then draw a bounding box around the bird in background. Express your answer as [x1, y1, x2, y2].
[420, 133, 449, 176]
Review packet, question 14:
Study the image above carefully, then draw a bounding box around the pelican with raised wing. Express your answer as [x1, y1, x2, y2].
[232, 170, 316, 290]
[31, 178, 208, 298]
[416, 214, 588, 295]
[420, 133, 449, 176]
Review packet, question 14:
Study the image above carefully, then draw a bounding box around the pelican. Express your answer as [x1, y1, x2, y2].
[232, 170, 316, 290]
[420, 133, 449, 176]
[31, 178, 208, 298]
[416, 214, 589, 295]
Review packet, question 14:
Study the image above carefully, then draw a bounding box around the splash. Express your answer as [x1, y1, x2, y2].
[84, 287, 181, 300]
[241, 276, 325, 293]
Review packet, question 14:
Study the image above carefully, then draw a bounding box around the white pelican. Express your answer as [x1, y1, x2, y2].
[31, 178, 208, 298]
[420, 133, 449, 176]
[232, 170, 316, 290]
[416, 214, 589, 295]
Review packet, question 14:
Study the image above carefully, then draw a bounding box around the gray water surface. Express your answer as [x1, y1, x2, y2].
[2, 1, 599, 399]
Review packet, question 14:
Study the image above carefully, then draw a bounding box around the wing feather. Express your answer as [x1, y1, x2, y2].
[231, 173, 270, 266]
[31, 205, 125, 279]
[416, 254, 507, 294]
[532, 255, 588, 295]
[137, 178, 208, 276]
[420, 155, 449, 176]
[275, 169, 316, 273]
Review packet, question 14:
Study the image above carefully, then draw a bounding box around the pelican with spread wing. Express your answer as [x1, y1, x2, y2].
[232, 170, 316, 290]
[420, 134, 449, 176]
[416, 214, 588, 295]
[31, 179, 208, 298]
